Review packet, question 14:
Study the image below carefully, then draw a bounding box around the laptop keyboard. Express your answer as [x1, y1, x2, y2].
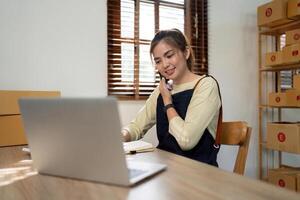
[129, 168, 147, 179]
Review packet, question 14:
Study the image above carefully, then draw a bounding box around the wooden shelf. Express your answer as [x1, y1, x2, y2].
[260, 143, 280, 151]
[259, 20, 300, 35]
[259, 104, 300, 109]
[261, 177, 268, 182]
[259, 142, 281, 151]
[261, 145, 279, 151]
[259, 104, 271, 108]
[260, 141, 267, 147]
[258, 14, 300, 180]
[260, 62, 300, 71]
[261, 144, 300, 154]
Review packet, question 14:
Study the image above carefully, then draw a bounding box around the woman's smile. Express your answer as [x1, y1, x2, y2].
[165, 67, 176, 76]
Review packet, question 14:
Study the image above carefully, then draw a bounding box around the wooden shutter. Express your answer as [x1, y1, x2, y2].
[186, 0, 208, 75]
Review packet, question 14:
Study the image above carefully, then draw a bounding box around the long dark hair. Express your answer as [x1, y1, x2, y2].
[150, 28, 194, 71]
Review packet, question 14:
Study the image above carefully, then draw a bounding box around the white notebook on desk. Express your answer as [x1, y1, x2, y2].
[123, 141, 154, 154]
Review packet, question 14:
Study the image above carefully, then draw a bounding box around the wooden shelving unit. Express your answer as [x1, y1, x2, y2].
[258, 21, 300, 180]
[259, 20, 300, 35]
[260, 62, 300, 71]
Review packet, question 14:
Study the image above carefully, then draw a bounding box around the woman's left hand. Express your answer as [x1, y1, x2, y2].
[159, 78, 172, 105]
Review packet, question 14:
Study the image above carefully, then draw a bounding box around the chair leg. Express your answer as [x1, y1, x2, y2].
[234, 127, 252, 175]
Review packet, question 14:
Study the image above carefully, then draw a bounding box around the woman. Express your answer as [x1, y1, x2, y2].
[122, 29, 221, 166]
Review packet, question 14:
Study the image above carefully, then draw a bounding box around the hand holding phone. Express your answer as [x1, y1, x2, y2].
[158, 73, 173, 105]
[159, 73, 173, 90]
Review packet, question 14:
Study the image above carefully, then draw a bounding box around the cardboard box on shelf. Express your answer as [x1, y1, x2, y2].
[0, 90, 60, 115]
[265, 51, 284, 66]
[268, 90, 300, 107]
[288, 0, 300, 19]
[0, 90, 60, 147]
[294, 74, 300, 90]
[286, 28, 300, 45]
[0, 115, 27, 147]
[268, 167, 300, 191]
[283, 43, 300, 64]
[267, 122, 300, 153]
[258, 0, 292, 27]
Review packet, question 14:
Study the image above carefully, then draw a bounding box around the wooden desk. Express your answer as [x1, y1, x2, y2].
[0, 146, 299, 200]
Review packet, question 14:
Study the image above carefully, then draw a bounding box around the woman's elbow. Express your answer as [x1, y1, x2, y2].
[177, 138, 197, 151]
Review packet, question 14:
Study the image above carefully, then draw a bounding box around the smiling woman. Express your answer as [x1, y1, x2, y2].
[107, 0, 208, 100]
[151, 29, 195, 84]
[122, 29, 222, 167]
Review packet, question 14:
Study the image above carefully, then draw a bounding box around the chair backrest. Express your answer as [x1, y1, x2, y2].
[220, 121, 252, 175]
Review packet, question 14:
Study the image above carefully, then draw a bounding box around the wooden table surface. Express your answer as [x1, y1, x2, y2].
[0, 146, 299, 200]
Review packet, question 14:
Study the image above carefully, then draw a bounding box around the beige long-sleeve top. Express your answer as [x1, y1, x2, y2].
[122, 75, 221, 151]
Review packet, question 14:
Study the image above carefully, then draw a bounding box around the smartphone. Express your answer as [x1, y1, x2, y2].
[158, 72, 169, 83]
[158, 72, 172, 90]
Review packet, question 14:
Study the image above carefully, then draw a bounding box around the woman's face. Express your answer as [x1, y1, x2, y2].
[152, 41, 189, 84]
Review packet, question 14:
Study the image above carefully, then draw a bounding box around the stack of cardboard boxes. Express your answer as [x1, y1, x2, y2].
[266, 75, 300, 192]
[263, 0, 300, 108]
[265, 28, 300, 67]
[268, 74, 300, 107]
[0, 90, 60, 147]
[258, 0, 300, 28]
[258, 0, 300, 67]
[258, 0, 300, 192]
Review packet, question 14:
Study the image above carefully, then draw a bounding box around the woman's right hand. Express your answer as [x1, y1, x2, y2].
[159, 78, 172, 105]
[121, 129, 131, 142]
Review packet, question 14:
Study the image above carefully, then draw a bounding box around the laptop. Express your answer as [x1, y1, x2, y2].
[19, 97, 166, 186]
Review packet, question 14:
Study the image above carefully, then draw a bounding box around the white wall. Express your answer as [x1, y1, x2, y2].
[0, 0, 106, 96]
[0, 0, 158, 148]
[209, 0, 270, 178]
[1, 0, 283, 179]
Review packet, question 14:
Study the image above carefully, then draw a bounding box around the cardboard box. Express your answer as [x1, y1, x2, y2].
[294, 74, 300, 90]
[265, 51, 284, 66]
[283, 43, 300, 64]
[288, 0, 300, 19]
[258, 0, 292, 27]
[268, 91, 300, 107]
[267, 122, 300, 153]
[0, 115, 27, 147]
[268, 167, 300, 191]
[0, 90, 60, 115]
[286, 28, 300, 45]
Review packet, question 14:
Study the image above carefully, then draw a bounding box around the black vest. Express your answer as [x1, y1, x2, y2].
[156, 79, 219, 166]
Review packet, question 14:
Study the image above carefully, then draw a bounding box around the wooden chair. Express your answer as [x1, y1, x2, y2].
[220, 121, 252, 175]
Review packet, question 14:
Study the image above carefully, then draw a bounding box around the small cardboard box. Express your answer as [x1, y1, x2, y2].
[288, 0, 300, 19]
[294, 74, 300, 90]
[0, 115, 27, 147]
[268, 91, 300, 107]
[258, 0, 292, 27]
[286, 28, 300, 45]
[283, 43, 300, 64]
[265, 51, 284, 66]
[267, 122, 300, 153]
[268, 167, 300, 191]
[0, 90, 60, 115]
